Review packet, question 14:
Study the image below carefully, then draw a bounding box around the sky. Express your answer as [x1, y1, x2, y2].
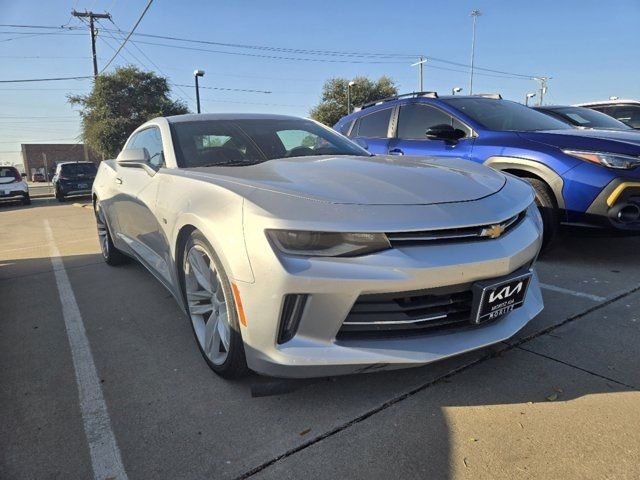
[0, 0, 639, 167]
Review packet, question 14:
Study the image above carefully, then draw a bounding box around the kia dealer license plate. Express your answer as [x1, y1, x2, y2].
[472, 272, 532, 324]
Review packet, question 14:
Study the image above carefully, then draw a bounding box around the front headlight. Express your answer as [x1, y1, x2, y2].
[267, 230, 391, 257]
[563, 150, 640, 170]
[527, 202, 544, 233]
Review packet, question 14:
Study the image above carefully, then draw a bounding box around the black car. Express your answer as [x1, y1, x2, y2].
[534, 105, 634, 131]
[53, 161, 97, 202]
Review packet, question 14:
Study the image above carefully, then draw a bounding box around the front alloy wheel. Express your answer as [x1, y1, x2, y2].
[182, 231, 247, 378]
[94, 201, 129, 266]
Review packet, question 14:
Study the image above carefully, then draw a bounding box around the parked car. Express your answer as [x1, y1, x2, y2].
[0, 166, 30, 205]
[335, 93, 640, 245]
[53, 161, 97, 202]
[31, 172, 45, 182]
[534, 105, 634, 131]
[93, 113, 544, 379]
[577, 99, 640, 129]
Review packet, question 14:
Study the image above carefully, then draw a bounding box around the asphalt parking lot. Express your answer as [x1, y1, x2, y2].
[1, 198, 639, 480]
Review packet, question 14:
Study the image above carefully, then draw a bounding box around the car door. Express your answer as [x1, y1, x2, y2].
[348, 107, 394, 154]
[112, 126, 172, 285]
[387, 103, 475, 159]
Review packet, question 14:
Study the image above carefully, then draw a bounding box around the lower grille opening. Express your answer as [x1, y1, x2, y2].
[337, 287, 474, 340]
[277, 294, 308, 344]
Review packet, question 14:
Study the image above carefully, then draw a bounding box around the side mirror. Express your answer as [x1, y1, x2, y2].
[116, 148, 158, 176]
[353, 138, 369, 150]
[117, 148, 149, 164]
[425, 124, 466, 142]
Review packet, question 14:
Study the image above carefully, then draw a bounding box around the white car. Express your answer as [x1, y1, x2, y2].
[0, 166, 30, 205]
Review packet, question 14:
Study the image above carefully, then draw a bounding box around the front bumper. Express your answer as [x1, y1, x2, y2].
[585, 177, 640, 231]
[237, 212, 543, 378]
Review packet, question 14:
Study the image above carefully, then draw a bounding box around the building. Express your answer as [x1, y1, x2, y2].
[21, 143, 101, 178]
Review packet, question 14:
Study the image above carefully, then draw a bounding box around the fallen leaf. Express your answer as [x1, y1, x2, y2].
[299, 428, 311, 436]
[463, 457, 469, 468]
[546, 393, 558, 402]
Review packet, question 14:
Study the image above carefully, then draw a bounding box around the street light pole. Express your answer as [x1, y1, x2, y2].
[347, 81, 355, 114]
[194, 69, 205, 114]
[469, 9, 482, 95]
[525, 92, 536, 106]
[452, 87, 463, 95]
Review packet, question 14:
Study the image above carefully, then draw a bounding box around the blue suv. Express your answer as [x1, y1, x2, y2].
[335, 93, 640, 245]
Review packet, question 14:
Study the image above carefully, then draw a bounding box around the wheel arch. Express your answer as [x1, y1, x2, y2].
[484, 156, 565, 209]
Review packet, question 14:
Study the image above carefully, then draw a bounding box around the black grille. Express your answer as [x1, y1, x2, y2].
[338, 285, 474, 339]
[386, 211, 525, 247]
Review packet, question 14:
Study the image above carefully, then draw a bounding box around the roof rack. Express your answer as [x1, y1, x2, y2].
[356, 91, 439, 111]
[473, 93, 502, 99]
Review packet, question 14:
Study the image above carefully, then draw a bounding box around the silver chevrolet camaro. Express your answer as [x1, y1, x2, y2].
[92, 113, 544, 379]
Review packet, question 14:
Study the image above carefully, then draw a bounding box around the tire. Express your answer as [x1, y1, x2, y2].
[22, 194, 31, 206]
[524, 177, 559, 251]
[94, 201, 130, 266]
[56, 188, 65, 202]
[181, 230, 248, 379]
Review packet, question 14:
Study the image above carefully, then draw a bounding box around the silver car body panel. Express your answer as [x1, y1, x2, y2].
[93, 114, 543, 378]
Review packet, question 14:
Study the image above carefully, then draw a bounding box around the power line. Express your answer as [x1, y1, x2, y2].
[171, 83, 271, 94]
[99, 0, 154, 73]
[0, 76, 92, 83]
[0, 23, 541, 78]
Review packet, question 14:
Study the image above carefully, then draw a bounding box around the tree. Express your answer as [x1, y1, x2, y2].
[309, 76, 398, 126]
[69, 66, 189, 158]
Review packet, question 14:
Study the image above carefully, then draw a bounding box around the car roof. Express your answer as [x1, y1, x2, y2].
[58, 161, 95, 166]
[166, 113, 303, 123]
[576, 99, 640, 107]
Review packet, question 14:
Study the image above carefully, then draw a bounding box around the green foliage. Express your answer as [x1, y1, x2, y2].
[68, 66, 189, 158]
[309, 76, 398, 126]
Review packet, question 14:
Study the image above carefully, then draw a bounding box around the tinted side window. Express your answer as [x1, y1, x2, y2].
[131, 127, 164, 167]
[398, 104, 469, 139]
[609, 105, 640, 128]
[356, 108, 392, 138]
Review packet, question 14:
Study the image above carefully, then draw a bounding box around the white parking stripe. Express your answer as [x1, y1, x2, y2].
[540, 283, 606, 302]
[44, 220, 128, 480]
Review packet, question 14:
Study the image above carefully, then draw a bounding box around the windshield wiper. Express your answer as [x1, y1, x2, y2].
[197, 160, 263, 167]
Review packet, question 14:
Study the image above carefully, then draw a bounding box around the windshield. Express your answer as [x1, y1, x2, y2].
[549, 107, 631, 129]
[442, 98, 570, 132]
[0, 167, 19, 178]
[60, 163, 97, 175]
[171, 118, 370, 168]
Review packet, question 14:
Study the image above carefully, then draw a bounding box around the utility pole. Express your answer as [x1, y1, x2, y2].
[469, 9, 482, 95]
[411, 57, 427, 92]
[42, 153, 51, 193]
[533, 77, 551, 106]
[71, 10, 112, 77]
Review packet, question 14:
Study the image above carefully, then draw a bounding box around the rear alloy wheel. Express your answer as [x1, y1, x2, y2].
[182, 231, 247, 378]
[525, 177, 559, 251]
[94, 201, 129, 266]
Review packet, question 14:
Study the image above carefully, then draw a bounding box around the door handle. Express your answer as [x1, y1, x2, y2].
[388, 148, 404, 156]
[115, 177, 123, 184]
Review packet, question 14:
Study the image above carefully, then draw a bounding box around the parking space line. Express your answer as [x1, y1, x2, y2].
[44, 220, 128, 480]
[540, 283, 606, 302]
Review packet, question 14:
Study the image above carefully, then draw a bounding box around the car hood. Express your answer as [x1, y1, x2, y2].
[186, 155, 506, 205]
[517, 130, 640, 154]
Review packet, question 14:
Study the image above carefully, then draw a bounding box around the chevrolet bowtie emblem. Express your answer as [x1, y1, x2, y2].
[481, 223, 505, 239]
